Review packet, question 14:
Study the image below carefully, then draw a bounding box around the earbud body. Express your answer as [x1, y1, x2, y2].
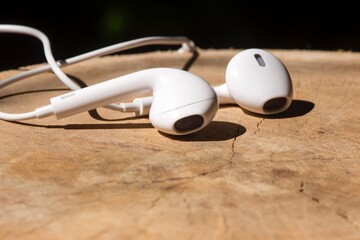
[221, 48, 293, 114]
[50, 68, 218, 135]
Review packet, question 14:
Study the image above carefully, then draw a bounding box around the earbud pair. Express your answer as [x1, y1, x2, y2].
[50, 49, 293, 135]
[120, 49, 293, 117]
[0, 25, 293, 136]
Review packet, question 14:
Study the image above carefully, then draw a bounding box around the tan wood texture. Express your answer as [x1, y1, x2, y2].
[0, 49, 359, 239]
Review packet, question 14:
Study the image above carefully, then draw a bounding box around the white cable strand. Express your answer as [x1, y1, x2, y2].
[0, 35, 195, 89]
[0, 25, 60, 120]
[1, 35, 195, 112]
[0, 25, 80, 90]
[0, 110, 37, 121]
[0, 24, 195, 120]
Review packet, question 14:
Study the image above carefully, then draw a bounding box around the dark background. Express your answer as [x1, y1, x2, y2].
[0, 1, 359, 71]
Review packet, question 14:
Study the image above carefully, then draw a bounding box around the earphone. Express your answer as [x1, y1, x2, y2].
[0, 24, 293, 136]
[49, 68, 218, 135]
[119, 48, 293, 116]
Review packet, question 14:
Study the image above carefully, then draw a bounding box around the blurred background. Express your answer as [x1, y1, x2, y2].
[0, 0, 359, 71]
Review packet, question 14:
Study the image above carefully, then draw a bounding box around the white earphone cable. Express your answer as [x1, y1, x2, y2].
[0, 24, 195, 120]
[0, 25, 80, 90]
[0, 35, 195, 89]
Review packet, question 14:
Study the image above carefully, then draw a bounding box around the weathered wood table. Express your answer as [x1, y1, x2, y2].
[0, 49, 359, 239]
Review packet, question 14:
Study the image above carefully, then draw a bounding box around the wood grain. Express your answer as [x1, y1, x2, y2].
[0, 49, 359, 239]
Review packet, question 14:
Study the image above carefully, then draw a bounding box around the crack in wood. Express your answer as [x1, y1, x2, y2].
[298, 181, 360, 230]
[253, 118, 265, 135]
[147, 196, 161, 211]
[228, 125, 240, 167]
[150, 126, 242, 183]
[336, 209, 349, 220]
[299, 181, 304, 192]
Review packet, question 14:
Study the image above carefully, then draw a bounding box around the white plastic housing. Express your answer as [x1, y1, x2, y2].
[50, 68, 218, 135]
[225, 49, 293, 114]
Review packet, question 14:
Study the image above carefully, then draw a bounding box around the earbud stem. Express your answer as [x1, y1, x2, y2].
[50, 70, 154, 119]
[213, 84, 236, 105]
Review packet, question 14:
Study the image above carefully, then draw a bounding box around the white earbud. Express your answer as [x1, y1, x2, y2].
[51, 68, 218, 135]
[0, 68, 218, 135]
[217, 48, 293, 114]
[120, 48, 293, 116]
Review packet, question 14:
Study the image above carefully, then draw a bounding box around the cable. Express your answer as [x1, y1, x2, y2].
[0, 24, 195, 120]
[0, 110, 37, 121]
[0, 36, 195, 90]
[0, 25, 80, 90]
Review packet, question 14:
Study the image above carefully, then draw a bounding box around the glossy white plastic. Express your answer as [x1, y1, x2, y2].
[224, 48, 293, 114]
[50, 68, 218, 135]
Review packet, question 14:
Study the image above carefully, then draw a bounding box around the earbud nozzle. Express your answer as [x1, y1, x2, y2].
[263, 97, 287, 112]
[174, 115, 204, 132]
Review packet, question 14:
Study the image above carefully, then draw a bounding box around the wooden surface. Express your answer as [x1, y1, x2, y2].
[0, 49, 359, 239]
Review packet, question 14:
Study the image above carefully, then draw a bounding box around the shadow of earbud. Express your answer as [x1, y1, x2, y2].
[0, 88, 68, 100]
[9, 120, 243, 142]
[8, 120, 153, 130]
[160, 121, 246, 141]
[239, 99, 315, 119]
